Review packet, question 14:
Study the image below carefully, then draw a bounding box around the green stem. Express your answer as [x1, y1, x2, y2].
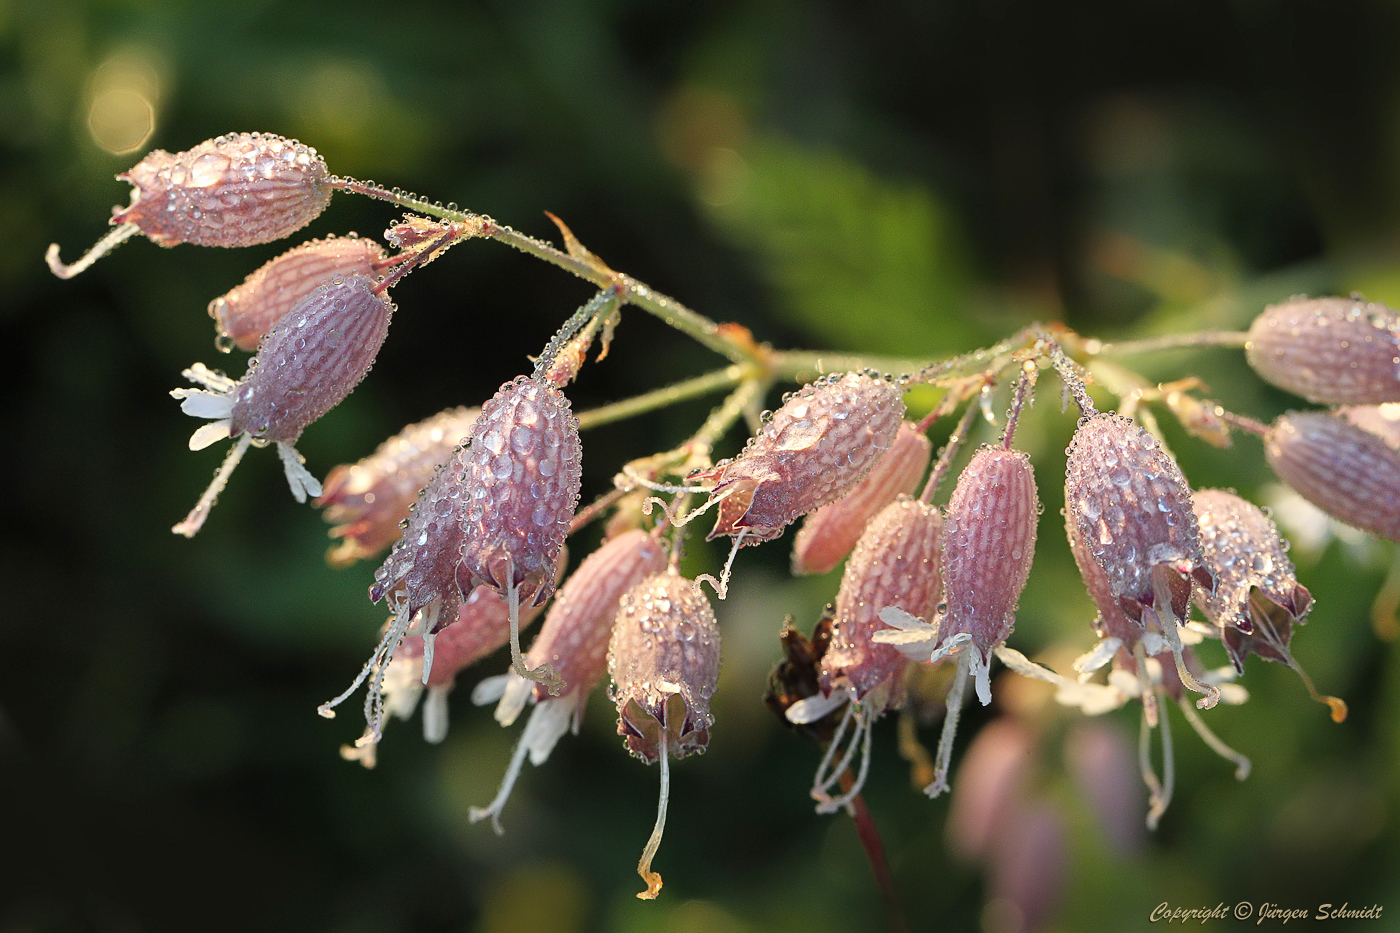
[1089, 330, 1250, 356]
[574, 366, 746, 432]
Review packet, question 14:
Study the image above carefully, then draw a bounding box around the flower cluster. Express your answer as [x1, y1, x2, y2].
[49, 135, 1400, 917]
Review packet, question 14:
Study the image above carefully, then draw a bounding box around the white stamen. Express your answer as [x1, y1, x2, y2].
[277, 442, 322, 502]
[1177, 696, 1250, 780]
[46, 223, 140, 279]
[925, 651, 971, 798]
[635, 733, 670, 900]
[505, 575, 564, 693]
[172, 434, 252, 537]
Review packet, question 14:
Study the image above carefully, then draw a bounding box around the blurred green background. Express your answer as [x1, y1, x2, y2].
[6, 1, 1400, 931]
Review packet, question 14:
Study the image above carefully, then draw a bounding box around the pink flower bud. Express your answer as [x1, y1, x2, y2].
[1246, 295, 1400, 404]
[791, 420, 931, 575]
[608, 570, 721, 763]
[460, 376, 582, 691]
[170, 274, 394, 536]
[939, 447, 1039, 704]
[1192, 488, 1309, 639]
[211, 235, 386, 351]
[317, 406, 480, 566]
[1064, 413, 1210, 621]
[695, 372, 905, 544]
[1266, 410, 1400, 542]
[229, 274, 392, 444]
[114, 132, 331, 248]
[1064, 412, 1218, 710]
[819, 495, 942, 705]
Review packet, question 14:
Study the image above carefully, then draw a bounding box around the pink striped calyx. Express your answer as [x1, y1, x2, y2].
[695, 371, 905, 544]
[1246, 295, 1400, 404]
[211, 235, 385, 352]
[1265, 410, 1400, 542]
[114, 132, 332, 248]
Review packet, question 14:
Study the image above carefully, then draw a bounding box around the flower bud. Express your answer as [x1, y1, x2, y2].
[1064, 412, 1218, 709]
[791, 420, 931, 575]
[211, 235, 386, 351]
[695, 372, 905, 544]
[229, 274, 392, 444]
[318, 406, 480, 566]
[819, 495, 942, 705]
[1266, 410, 1400, 542]
[1246, 295, 1400, 404]
[170, 274, 394, 535]
[939, 447, 1040, 704]
[115, 132, 332, 248]
[607, 569, 721, 900]
[460, 376, 583, 690]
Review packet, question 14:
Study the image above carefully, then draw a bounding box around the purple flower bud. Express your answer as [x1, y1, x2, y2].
[1266, 410, 1400, 542]
[317, 406, 480, 566]
[1064, 412, 1218, 710]
[607, 569, 721, 899]
[938, 446, 1039, 704]
[819, 495, 942, 706]
[608, 570, 721, 763]
[211, 235, 386, 351]
[695, 372, 905, 544]
[460, 376, 582, 691]
[229, 274, 392, 443]
[1193, 489, 1309, 640]
[114, 132, 331, 248]
[170, 274, 394, 536]
[792, 420, 932, 575]
[1246, 295, 1400, 404]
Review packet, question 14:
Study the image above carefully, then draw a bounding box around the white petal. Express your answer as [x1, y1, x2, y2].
[1073, 637, 1121, 676]
[523, 697, 576, 766]
[277, 442, 323, 502]
[188, 420, 232, 451]
[785, 691, 849, 725]
[471, 673, 509, 706]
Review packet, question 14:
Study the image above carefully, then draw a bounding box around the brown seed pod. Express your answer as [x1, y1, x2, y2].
[211, 235, 386, 351]
[1265, 410, 1400, 542]
[695, 371, 905, 544]
[940, 446, 1039, 703]
[1246, 295, 1400, 404]
[819, 495, 942, 705]
[792, 420, 932, 575]
[318, 406, 480, 566]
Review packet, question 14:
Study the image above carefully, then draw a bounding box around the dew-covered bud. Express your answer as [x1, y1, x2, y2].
[114, 132, 331, 248]
[609, 570, 721, 763]
[1246, 295, 1400, 404]
[695, 372, 905, 544]
[466, 530, 667, 835]
[460, 376, 583, 690]
[607, 569, 721, 900]
[792, 420, 931, 575]
[170, 274, 394, 536]
[819, 495, 942, 706]
[211, 235, 386, 351]
[318, 406, 480, 566]
[938, 447, 1039, 703]
[1064, 412, 1218, 710]
[1266, 410, 1400, 542]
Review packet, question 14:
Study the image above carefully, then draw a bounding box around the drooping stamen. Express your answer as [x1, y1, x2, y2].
[1248, 597, 1347, 722]
[1151, 565, 1219, 710]
[317, 606, 416, 739]
[469, 725, 532, 835]
[815, 707, 875, 816]
[636, 733, 671, 900]
[505, 575, 565, 694]
[45, 223, 140, 279]
[1176, 697, 1250, 780]
[1144, 682, 1175, 831]
[172, 434, 252, 537]
[926, 651, 972, 798]
[811, 700, 868, 811]
[695, 527, 747, 600]
[276, 441, 323, 502]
